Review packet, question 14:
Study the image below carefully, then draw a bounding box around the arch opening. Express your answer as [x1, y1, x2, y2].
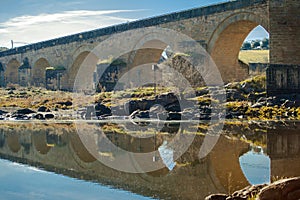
[5, 59, 20, 85]
[32, 58, 51, 87]
[125, 40, 169, 89]
[208, 13, 269, 83]
[239, 25, 269, 77]
[65, 51, 98, 91]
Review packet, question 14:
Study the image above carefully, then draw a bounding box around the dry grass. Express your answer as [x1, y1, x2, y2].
[239, 50, 269, 64]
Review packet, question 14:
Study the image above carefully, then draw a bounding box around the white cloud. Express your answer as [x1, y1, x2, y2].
[0, 10, 136, 48]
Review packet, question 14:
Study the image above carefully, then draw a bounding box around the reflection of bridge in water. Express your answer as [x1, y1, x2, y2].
[0, 121, 299, 199]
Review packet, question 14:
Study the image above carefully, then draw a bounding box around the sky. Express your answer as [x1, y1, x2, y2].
[0, 0, 269, 48]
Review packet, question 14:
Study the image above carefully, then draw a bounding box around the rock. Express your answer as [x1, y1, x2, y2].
[8, 90, 14, 95]
[33, 113, 45, 120]
[95, 103, 111, 116]
[15, 108, 36, 115]
[38, 106, 51, 112]
[226, 197, 247, 200]
[45, 113, 55, 119]
[240, 81, 253, 94]
[11, 114, 31, 120]
[196, 88, 209, 96]
[149, 104, 166, 119]
[205, 194, 228, 200]
[125, 99, 155, 114]
[251, 101, 266, 108]
[0, 110, 8, 115]
[156, 93, 179, 106]
[57, 101, 72, 107]
[164, 102, 181, 112]
[229, 184, 266, 200]
[167, 112, 181, 120]
[226, 89, 246, 101]
[257, 177, 300, 200]
[130, 110, 149, 119]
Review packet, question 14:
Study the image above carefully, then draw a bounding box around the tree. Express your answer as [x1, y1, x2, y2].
[241, 42, 251, 50]
[252, 40, 261, 49]
[0, 47, 8, 52]
[261, 38, 269, 49]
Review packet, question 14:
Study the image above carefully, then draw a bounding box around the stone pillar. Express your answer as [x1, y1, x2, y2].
[267, 0, 300, 95]
[267, 124, 300, 179]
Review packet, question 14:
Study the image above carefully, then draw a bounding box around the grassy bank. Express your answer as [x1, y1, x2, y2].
[239, 50, 269, 64]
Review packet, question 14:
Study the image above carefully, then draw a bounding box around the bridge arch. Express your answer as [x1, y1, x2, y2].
[207, 12, 269, 82]
[64, 51, 98, 91]
[32, 58, 51, 87]
[5, 59, 20, 84]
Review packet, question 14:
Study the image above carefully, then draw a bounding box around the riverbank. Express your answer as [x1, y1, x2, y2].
[1, 75, 300, 121]
[206, 177, 300, 200]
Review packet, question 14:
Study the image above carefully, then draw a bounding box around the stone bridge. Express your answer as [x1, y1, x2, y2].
[0, 0, 299, 93]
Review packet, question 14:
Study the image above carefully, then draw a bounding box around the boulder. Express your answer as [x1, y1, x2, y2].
[205, 194, 228, 200]
[33, 113, 45, 120]
[258, 177, 300, 200]
[38, 106, 51, 112]
[167, 112, 181, 120]
[57, 101, 73, 107]
[130, 110, 149, 119]
[156, 93, 179, 106]
[95, 103, 111, 116]
[45, 113, 55, 119]
[15, 108, 36, 115]
[149, 104, 166, 119]
[0, 110, 8, 115]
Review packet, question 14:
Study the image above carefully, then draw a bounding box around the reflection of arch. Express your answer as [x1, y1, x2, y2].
[32, 58, 51, 87]
[65, 51, 98, 91]
[7, 134, 21, 153]
[0, 132, 5, 148]
[208, 12, 269, 82]
[5, 59, 20, 84]
[208, 135, 250, 193]
[32, 133, 52, 155]
[69, 133, 97, 163]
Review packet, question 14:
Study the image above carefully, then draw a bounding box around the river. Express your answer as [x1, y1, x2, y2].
[0, 120, 299, 199]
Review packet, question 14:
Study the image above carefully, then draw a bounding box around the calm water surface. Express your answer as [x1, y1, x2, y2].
[0, 121, 299, 200]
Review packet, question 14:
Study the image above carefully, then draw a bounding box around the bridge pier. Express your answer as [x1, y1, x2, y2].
[267, 0, 300, 96]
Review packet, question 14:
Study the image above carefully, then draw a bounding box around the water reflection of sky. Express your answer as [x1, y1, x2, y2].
[239, 148, 271, 185]
[0, 159, 155, 200]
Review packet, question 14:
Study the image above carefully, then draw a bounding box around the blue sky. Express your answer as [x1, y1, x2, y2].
[0, 0, 268, 48]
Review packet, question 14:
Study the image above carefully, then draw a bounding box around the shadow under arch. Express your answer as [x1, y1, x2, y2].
[32, 58, 51, 87]
[207, 12, 269, 82]
[7, 134, 21, 153]
[130, 39, 168, 67]
[64, 51, 98, 91]
[5, 59, 20, 84]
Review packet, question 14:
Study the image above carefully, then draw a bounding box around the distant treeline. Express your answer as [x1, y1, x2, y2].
[0, 47, 8, 52]
[241, 38, 269, 50]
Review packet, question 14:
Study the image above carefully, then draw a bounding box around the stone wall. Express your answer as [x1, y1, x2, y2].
[267, 64, 300, 95]
[267, 0, 300, 95]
